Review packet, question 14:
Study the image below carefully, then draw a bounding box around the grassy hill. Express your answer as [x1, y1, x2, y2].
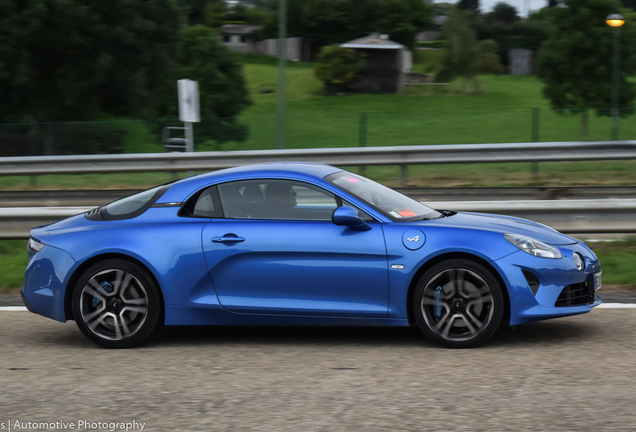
[225, 57, 633, 152]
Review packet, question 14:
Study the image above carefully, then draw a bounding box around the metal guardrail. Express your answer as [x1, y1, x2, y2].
[2, 141, 636, 177]
[3, 200, 636, 239]
[5, 186, 636, 207]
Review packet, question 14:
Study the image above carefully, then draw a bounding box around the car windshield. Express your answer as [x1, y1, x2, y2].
[326, 171, 441, 221]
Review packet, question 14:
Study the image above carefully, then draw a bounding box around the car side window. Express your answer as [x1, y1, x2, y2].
[218, 179, 338, 221]
[180, 186, 222, 218]
[341, 199, 375, 222]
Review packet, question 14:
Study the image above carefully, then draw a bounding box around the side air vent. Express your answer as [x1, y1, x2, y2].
[85, 207, 104, 221]
[522, 270, 540, 295]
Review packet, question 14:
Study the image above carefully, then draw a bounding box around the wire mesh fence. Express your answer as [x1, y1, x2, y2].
[0, 108, 633, 157]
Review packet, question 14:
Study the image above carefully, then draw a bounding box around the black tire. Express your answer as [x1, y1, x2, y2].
[72, 259, 161, 348]
[413, 259, 504, 348]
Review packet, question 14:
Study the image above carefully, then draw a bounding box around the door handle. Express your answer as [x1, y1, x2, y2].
[212, 235, 245, 243]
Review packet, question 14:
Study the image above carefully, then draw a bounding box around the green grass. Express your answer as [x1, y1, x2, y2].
[229, 71, 635, 151]
[1, 237, 634, 293]
[0, 240, 27, 293]
[588, 238, 636, 287]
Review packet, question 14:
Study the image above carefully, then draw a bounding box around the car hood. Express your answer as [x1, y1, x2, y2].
[423, 211, 578, 245]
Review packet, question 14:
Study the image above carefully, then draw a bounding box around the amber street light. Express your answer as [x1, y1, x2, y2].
[606, 14, 625, 27]
[606, 14, 625, 140]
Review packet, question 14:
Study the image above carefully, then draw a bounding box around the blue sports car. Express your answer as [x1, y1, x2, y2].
[22, 162, 602, 348]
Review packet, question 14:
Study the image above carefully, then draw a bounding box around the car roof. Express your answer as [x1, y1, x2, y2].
[157, 162, 343, 203]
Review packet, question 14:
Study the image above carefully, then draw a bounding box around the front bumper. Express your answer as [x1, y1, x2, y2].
[494, 243, 602, 326]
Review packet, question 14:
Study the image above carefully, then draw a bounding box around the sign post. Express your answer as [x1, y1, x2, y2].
[177, 79, 201, 152]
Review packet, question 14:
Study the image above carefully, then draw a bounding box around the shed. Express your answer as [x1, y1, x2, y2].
[340, 33, 412, 93]
[219, 24, 262, 54]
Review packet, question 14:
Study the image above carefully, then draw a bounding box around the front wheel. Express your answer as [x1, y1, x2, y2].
[72, 259, 161, 348]
[413, 259, 504, 348]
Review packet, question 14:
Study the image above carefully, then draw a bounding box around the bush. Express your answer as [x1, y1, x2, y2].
[57, 123, 127, 155]
[314, 45, 367, 95]
[416, 41, 444, 49]
[475, 39, 505, 74]
[0, 124, 32, 156]
[412, 49, 446, 75]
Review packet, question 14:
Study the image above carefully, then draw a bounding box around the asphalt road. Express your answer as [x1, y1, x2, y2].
[1, 309, 635, 431]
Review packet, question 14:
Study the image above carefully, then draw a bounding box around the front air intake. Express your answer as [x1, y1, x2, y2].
[555, 278, 595, 307]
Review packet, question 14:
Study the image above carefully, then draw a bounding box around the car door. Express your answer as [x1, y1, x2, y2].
[201, 179, 389, 317]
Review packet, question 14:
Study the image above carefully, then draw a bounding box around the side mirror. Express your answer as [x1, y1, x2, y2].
[332, 206, 372, 231]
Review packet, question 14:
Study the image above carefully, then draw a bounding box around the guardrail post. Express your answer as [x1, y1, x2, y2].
[400, 165, 408, 187]
[532, 108, 540, 142]
[359, 113, 367, 148]
[359, 113, 367, 176]
[531, 108, 540, 180]
[29, 121, 38, 187]
[29, 121, 38, 156]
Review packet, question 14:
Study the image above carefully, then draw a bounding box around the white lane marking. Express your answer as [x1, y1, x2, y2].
[0, 304, 635, 312]
[597, 303, 636, 309]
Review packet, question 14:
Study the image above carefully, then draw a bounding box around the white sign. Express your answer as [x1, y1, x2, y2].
[177, 79, 200, 123]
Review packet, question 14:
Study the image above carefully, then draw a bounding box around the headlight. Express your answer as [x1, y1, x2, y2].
[504, 234, 562, 259]
[27, 237, 45, 253]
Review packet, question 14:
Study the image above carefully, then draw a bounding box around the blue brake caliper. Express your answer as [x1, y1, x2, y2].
[92, 281, 114, 307]
[434, 286, 444, 320]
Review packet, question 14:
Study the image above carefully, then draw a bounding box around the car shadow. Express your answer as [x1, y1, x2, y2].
[149, 325, 430, 348]
[37, 317, 600, 349]
[141, 318, 599, 349]
[488, 318, 601, 347]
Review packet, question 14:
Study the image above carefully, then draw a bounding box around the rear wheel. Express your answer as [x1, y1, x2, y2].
[72, 259, 161, 348]
[413, 259, 503, 348]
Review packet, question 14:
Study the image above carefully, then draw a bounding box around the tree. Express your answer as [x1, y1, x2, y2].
[376, 0, 433, 50]
[204, 1, 228, 28]
[473, 5, 548, 67]
[0, 0, 181, 123]
[490, 2, 519, 24]
[300, 0, 352, 49]
[457, 0, 479, 14]
[437, 7, 479, 85]
[175, 25, 252, 145]
[536, 0, 636, 139]
[258, 0, 432, 55]
[474, 39, 505, 74]
[314, 45, 367, 94]
[178, 0, 212, 26]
